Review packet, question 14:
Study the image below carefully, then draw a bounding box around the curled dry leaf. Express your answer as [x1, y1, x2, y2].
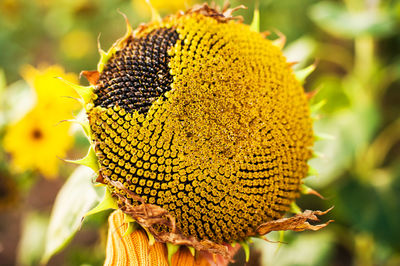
[256, 207, 334, 235]
[106, 176, 332, 262]
[107, 178, 234, 262]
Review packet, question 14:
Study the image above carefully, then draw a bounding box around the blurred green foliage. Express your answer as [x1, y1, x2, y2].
[0, 0, 399, 265]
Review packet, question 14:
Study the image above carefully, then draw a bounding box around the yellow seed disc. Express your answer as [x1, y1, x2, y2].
[87, 6, 313, 243]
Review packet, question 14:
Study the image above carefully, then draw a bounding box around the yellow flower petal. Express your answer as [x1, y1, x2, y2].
[20, 64, 80, 112]
[132, 0, 194, 15]
[105, 210, 168, 266]
[3, 105, 73, 178]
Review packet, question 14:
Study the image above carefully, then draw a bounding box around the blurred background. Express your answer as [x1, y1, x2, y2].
[0, 0, 399, 265]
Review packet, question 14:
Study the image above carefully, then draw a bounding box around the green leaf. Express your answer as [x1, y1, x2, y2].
[41, 166, 103, 264]
[283, 37, 316, 69]
[309, 1, 395, 38]
[255, 230, 334, 266]
[17, 212, 49, 266]
[309, 104, 380, 187]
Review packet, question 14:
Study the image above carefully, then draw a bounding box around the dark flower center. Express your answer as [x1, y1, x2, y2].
[94, 28, 179, 114]
[31, 128, 43, 140]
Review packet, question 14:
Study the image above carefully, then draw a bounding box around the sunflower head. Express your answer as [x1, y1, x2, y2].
[70, 2, 330, 260]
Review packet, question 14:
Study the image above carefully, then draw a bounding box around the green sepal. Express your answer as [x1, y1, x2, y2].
[145, 0, 161, 22]
[312, 150, 324, 159]
[294, 63, 316, 84]
[122, 213, 138, 237]
[144, 229, 155, 246]
[57, 77, 93, 104]
[117, 10, 133, 39]
[123, 222, 139, 237]
[307, 165, 319, 176]
[65, 146, 99, 172]
[84, 188, 118, 218]
[250, 1, 260, 33]
[310, 99, 326, 113]
[307, 166, 319, 177]
[239, 240, 250, 262]
[98, 48, 116, 73]
[300, 184, 324, 199]
[290, 202, 302, 214]
[279, 230, 285, 242]
[276, 231, 285, 253]
[75, 110, 91, 139]
[315, 132, 335, 141]
[97, 13, 133, 74]
[60, 118, 90, 140]
[188, 246, 195, 257]
[66, 116, 91, 140]
[166, 243, 180, 265]
[124, 213, 136, 223]
[301, 184, 312, 194]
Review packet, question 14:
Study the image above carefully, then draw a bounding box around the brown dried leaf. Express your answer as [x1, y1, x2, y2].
[106, 178, 235, 261]
[222, 5, 247, 19]
[187, 3, 245, 22]
[80, 70, 99, 86]
[256, 207, 334, 235]
[106, 177, 332, 262]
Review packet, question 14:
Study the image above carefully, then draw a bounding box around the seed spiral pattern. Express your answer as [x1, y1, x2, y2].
[94, 28, 179, 114]
[88, 9, 313, 243]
